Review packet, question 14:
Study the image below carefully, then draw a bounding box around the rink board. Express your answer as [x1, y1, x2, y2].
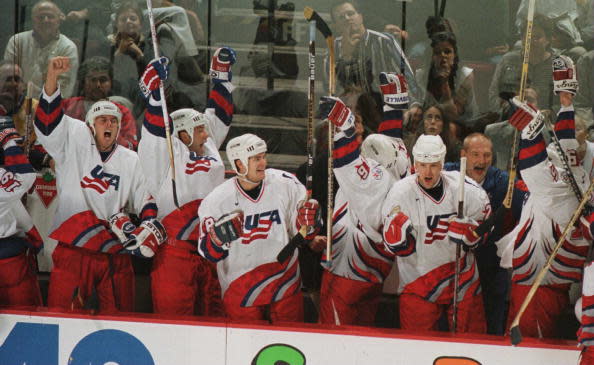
[0, 309, 580, 364]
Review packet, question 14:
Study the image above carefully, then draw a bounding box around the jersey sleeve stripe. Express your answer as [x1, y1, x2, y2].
[140, 202, 158, 220]
[207, 85, 233, 126]
[333, 134, 360, 168]
[3, 145, 34, 173]
[518, 134, 546, 170]
[34, 93, 63, 135]
[378, 109, 403, 138]
[199, 236, 228, 262]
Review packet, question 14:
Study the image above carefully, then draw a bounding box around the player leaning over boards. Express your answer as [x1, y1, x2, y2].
[137, 48, 236, 316]
[35, 56, 165, 313]
[197, 133, 322, 322]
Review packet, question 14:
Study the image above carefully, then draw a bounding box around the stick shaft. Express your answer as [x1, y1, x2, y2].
[146, 0, 179, 208]
[306, 20, 315, 197]
[452, 157, 466, 333]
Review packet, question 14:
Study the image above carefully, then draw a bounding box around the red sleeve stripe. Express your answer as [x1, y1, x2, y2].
[333, 135, 360, 168]
[518, 134, 546, 170]
[554, 118, 575, 140]
[34, 98, 63, 135]
[208, 87, 233, 120]
[378, 109, 403, 138]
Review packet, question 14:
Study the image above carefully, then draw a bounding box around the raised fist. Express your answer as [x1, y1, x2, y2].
[552, 55, 578, 96]
[379, 72, 409, 110]
[509, 97, 544, 140]
[210, 46, 236, 82]
[319, 96, 355, 134]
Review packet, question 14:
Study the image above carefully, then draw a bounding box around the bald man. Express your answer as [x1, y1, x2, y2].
[445, 133, 526, 335]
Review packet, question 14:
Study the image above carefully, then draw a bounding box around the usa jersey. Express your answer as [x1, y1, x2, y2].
[0, 138, 41, 248]
[34, 87, 156, 253]
[497, 105, 589, 286]
[138, 82, 233, 250]
[326, 107, 409, 279]
[326, 188, 394, 282]
[198, 169, 305, 307]
[381, 172, 491, 303]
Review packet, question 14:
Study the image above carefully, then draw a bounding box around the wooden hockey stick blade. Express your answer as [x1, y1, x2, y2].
[277, 226, 308, 263]
[510, 325, 522, 346]
[304, 6, 332, 39]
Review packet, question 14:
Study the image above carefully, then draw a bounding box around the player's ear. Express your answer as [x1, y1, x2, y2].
[235, 160, 246, 175]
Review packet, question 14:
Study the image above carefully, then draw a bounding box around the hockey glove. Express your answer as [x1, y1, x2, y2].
[297, 199, 322, 240]
[208, 210, 244, 250]
[0, 117, 19, 148]
[379, 72, 409, 110]
[509, 97, 544, 140]
[448, 216, 480, 249]
[319, 96, 355, 136]
[124, 219, 167, 258]
[382, 208, 412, 250]
[108, 212, 137, 244]
[210, 46, 236, 82]
[139, 56, 169, 99]
[552, 55, 578, 96]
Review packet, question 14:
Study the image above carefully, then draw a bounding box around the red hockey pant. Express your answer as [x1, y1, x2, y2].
[48, 243, 134, 313]
[224, 290, 303, 323]
[399, 292, 486, 333]
[151, 244, 223, 316]
[0, 251, 41, 306]
[508, 283, 569, 339]
[318, 270, 382, 326]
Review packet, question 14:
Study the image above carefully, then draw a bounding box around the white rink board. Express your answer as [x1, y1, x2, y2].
[0, 311, 580, 365]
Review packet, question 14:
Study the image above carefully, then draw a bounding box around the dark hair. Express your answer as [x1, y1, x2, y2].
[77, 56, 112, 95]
[417, 104, 452, 150]
[424, 17, 459, 102]
[330, 0, 360, 21]
[113, 1, 144, 34]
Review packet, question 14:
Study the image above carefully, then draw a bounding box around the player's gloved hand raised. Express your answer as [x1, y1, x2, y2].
[124, 219, 167, 258]
[210, 46, 236, 82]
[508, 97, 544, 140]
[553, 55, 578, 96]
[379, 72, 409, 110]
[319, 96, 355, 135]
[297, 199, 322, 240]
[209, 210, 244, 250]
[382, 208, 413, 251]
[139, 56, 169, 100]
[448, 216, 480, 249]
[108, 212, 137, 244]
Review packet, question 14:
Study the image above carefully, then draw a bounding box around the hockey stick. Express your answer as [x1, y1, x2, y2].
[146, 0, 180, 209]
[509, 179, 594, 345]
[23, 82, 34, 157]
[439, 0, 447, 17]
[452, 157, 466, 333]
[304, 6, 335, 264]
[277, 19, 316, 263]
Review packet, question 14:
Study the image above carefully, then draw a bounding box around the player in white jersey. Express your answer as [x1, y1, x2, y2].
[34, 57, 165, 313]
[0, 119, 43, 306]
[197, 133, 321, 322]
[316, 72, 410, 325]
[380, 133, 491, 333]
[497, 55, 590, 338]
[577, 261, 594, 365]
[137, 48, 236, 316]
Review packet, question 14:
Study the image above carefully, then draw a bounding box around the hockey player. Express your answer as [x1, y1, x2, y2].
[197, 133, 321, 322]
[0, 119, 43, 306]
[380, 134, 491, 333]
[577, 260, 594, 364]
[35, 56, 165, 313]
[316, 72, 410, 325]
[137, 47, 236, 316]
[498, 55, 589, 339]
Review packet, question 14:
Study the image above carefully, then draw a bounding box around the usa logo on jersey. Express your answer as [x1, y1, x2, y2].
[424, 212, 455, 244]
[242, 209, 281, 244]
[186, 155, 217, 174]
[0, 169, 21, 192]
[80, 165, 120, 194]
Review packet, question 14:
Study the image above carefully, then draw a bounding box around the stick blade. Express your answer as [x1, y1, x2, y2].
[277, 232, 307, 263]
[510, 325, 523, 346]
[303, 7, 332, 39]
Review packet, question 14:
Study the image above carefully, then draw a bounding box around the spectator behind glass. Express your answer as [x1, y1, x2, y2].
[3, 1, 79, 98]
[61, 56, 138, 150]
[329, 0, 418, 114]
[407, 104, 460, 163]
[413, 17, 478, 130]
[488, 15, 555, 114]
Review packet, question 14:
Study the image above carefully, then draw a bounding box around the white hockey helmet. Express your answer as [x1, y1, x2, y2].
[85, 100, 122, 136]
[361, 134, 401, 178]
[170, 108, 208, 146]
[226, 133, 267, 176]
[412, 134, 446, 164]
